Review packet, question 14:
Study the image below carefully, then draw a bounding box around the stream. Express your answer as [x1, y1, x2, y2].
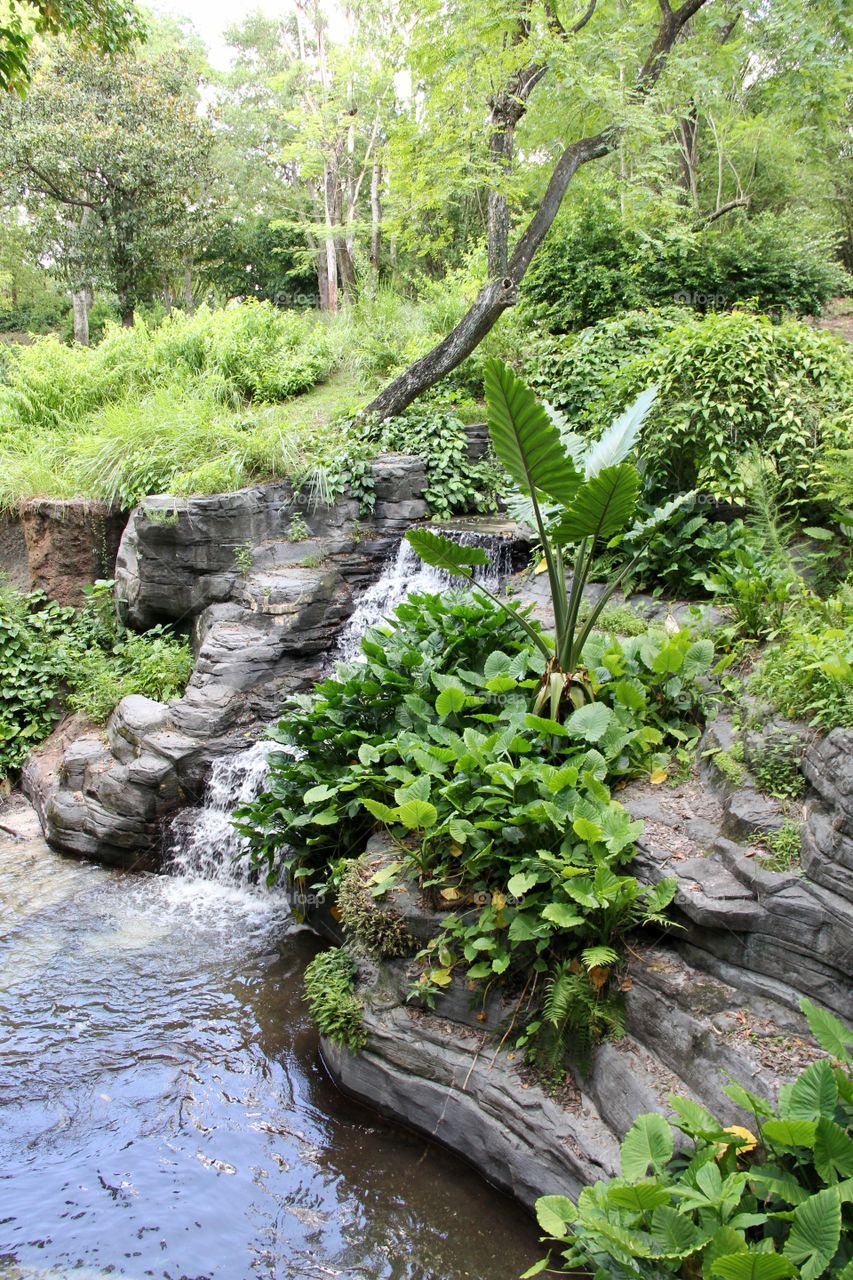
[0, 819, 538, 1279]
[0, 534, 540, 1280]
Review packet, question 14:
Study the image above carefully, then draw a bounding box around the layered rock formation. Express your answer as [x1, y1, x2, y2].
[23, 456, 434, 865]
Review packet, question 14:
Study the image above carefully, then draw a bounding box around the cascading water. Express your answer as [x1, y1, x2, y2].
[336, 528, 515, 661]
[165, 738, 277, 887]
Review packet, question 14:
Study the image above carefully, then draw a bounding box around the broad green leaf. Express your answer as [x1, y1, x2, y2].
[525, 713, 570, 737]
[484, 358, 582, 505]
[722, 1077, 775, 1120]
[565, 702, 613, 743]
[800, 998, 853, 1063]
[784, 1187, 841, 1280]
[703, 1227, 748, 1280]
[683, 638, 715, 679]
[552, 464, 641, 543]
[541, 903, 585, 929]
[361, 798, 399, 824]
[405, 528, 489, 578]
[713, 1254, 796, 1280]
[507, 870, 540, 898]
[814, 1116, 853, 1183]
[650, 1205, 704, 1258]
[436, 686, 467, 716]
[396, 798, 438, 830]
[620, 1113, 674, 1180]
[749, 1168, 810, 1206]
[534, 1194, 575, 1237]
[786, 1060, 837, 1121]
[670, 1095, 731, 1141]
[303, 783, 337, 804]
[762, 1118, 817, 1149]
[607, 1181, 671, 1212]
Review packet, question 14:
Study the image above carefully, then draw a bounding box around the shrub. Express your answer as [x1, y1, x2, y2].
[521, 307, 690, 432]
[526, 997, 853, 1280]
[236, 588, 712, 1071]
[0, 580, 193, 778]
[750, 591, 853, 730]
[521, 197, 851, 334]
[614, 312, 853, 504]
[303, 948, 366, 1053]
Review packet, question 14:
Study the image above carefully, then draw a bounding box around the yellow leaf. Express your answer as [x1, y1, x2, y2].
[649, 768, 668, 785]
[491, 890, 507, 913]
[440, 886, 462, 901]
[533, 557, 548, 575]
[431, 967, 453, 987]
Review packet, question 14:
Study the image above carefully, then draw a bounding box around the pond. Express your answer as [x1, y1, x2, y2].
[0, 824, 539, 1280]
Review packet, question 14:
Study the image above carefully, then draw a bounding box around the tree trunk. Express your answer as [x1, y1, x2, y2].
[183, 261, 195, 314]
[365, 0, 711, 420]
[71, 288, 90, 345]
[370, 158, 382, 277]
[336, 240, 357, 304]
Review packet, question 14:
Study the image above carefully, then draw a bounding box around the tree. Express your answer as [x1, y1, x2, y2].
[218, 3, 399, 313]
[363, 0, 853, 419]
[0, 0, 144, 94]
[0, 40, 216, 334]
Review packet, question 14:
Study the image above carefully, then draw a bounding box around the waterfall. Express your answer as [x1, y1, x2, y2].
[165, 528, 515, 885]
[165, 740, 277, 888]
[336, 529, 514, 661]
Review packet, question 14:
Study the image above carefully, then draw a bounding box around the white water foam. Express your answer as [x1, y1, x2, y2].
[336, 532, 512, 661]
[165, 740, 276, 889]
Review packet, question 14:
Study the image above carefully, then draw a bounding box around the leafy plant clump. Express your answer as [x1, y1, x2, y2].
[526, 997, 853, 1280]
[758, 820, 802, 873]
[0, 580, 192, 778]
[303, 948, 367, 1053]
[750, 592, 853, 730]
[336, 858, 414, 959]
[237, 587, 712, 1072]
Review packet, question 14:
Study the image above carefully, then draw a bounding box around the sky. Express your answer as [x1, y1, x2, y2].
[148, 0, 288, 69]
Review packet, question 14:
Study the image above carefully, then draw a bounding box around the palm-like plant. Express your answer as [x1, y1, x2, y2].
[407, 358, 676, 719]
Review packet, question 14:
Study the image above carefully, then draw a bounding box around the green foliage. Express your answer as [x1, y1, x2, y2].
[615, 312, 853, 505]
[527, 997, 853, 1280]
[758, 820, 802, 874]
[751, 592, 853, 730]
[0, 0, 146, 95]
[351, 400, 503, 518]
[747, 737, 806, 802]
[521, 308, 690, 433]
[236, 589, 711, 1071]
[522, 198, 851, 335]
[336, 858, 414, 959]
[408, 362, 668, 685]
[303, 948, 366, 1053]
[0, 579, 192, 777]
[0, 585, 74, 776]
[0, 301, 332, 431]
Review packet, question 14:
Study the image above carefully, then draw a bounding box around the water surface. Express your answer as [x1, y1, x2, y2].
[0, 830, 539, 1280]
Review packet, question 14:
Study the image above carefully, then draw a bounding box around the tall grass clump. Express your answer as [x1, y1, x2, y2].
[0, 300, 333, 433]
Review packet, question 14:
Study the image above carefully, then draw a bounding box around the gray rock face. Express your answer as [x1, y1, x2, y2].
[312, 850, 822, 1211]
[802, 729, 853, 902]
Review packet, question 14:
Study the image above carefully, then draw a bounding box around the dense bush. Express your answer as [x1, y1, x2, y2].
[522, 196, 851, 333]
[0, 580, 193, 778]
[532, 310, 853, 506]
[521, 307, 691, 431]
[749, 589, 853, 730]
